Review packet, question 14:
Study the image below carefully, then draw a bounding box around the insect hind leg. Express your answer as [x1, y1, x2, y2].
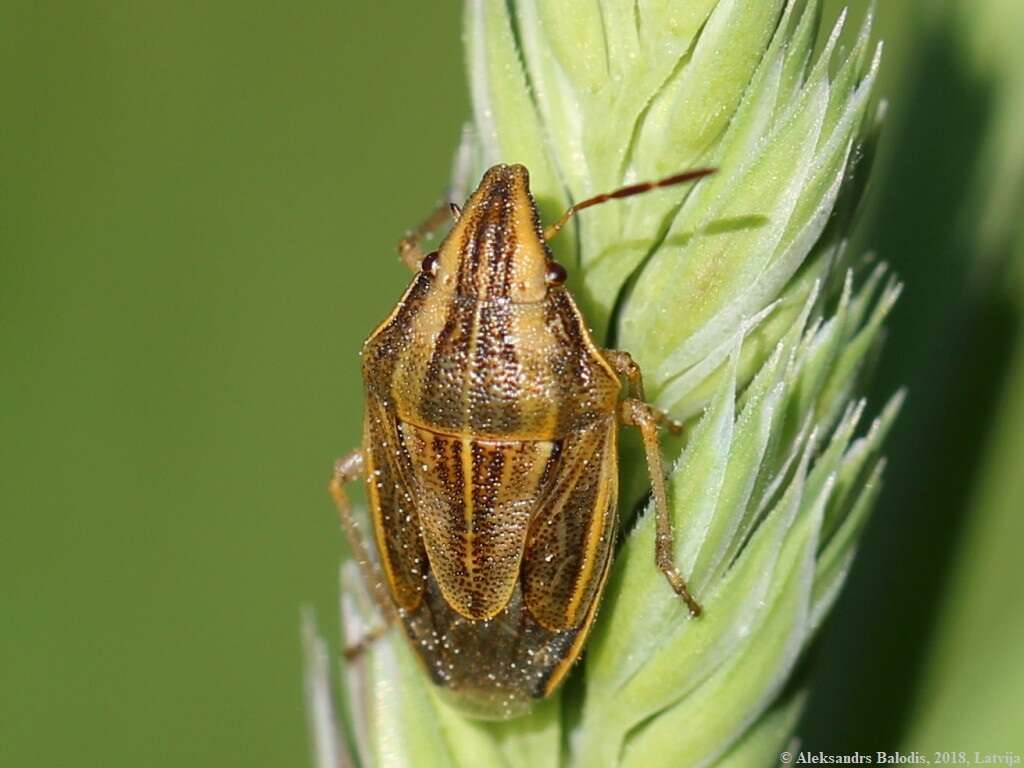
[619, 398, 703, 617]
[341, 622, 392, 660]
[330, 450, 399, 655]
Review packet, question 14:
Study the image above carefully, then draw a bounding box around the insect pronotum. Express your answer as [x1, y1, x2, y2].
[331, 163, 714, 719]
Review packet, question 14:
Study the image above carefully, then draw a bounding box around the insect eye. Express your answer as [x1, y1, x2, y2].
[421, 250, 440, 275]
[545, 261, 567, 286]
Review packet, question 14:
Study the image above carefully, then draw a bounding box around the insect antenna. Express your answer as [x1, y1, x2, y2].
[543, 168, 716, 241]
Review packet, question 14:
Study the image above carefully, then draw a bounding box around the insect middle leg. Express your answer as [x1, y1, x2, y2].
[397, 199, 459, 272]
[608, 350, 702, 617]
[603, 348, 683, 435]
[330, 450, 399, 655]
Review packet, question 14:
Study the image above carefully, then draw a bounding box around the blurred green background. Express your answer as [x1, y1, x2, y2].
[1, 2, 1020, 766]
[0, 3, 465, 766]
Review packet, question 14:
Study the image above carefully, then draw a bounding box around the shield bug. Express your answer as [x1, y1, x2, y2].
[330, 163, 714, 719]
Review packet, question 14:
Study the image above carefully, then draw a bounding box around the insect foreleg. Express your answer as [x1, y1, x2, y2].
[619, 400, 703, 617]
[330, 450, 399, 653]
[397, 199, 458, 272]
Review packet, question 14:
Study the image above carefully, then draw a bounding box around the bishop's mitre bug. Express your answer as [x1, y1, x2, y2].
[330, 163, 714, 719]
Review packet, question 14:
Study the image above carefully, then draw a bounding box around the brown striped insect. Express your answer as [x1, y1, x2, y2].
[330, 163, 713, 719]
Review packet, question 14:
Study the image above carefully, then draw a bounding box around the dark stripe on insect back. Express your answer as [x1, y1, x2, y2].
[469, 300, 520, 431]
[467, 181, 521, 430]
[418, 295, 474, 427]
[464, 441, 506, 609]
[420, 179, 521, 430]
[454, 204, 482, 299]
[485, 186, 518, 303]
[416, 190, 496, 426]
[364, 274, 432, 396]
[470, 441, 505, 520]
[464, 182, 521, 430]
[455, 176, 517, 302]
[544, 290, 590, 433]
[435, 435, 466, 531]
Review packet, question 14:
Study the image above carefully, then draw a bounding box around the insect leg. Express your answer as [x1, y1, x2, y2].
[397, 200, 459, 272]
[603, 349, 683, 435]
[619, 399, 703, 616]
[341, 622, 392, 660]
[329, 450, 399, 652]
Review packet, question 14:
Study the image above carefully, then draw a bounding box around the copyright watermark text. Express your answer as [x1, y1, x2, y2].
[779, 752, 1022, 766]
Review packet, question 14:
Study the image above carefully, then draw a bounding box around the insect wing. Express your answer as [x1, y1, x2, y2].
[363, 395, 428, 610]
[397, 423, 561, 621]
[523, 418, 619, 631]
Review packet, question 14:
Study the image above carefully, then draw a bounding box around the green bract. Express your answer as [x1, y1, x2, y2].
[307, 1, 900, 766]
